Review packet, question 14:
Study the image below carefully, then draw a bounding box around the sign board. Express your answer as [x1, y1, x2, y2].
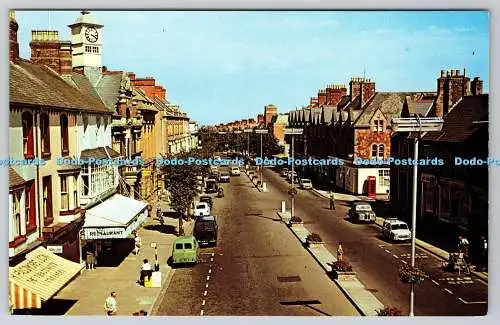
[391, 117, 444, 133]
[46, 245, 63, 254]
[151, 271, 162, 287]
[255, 129, 269, 134]
[243, 129, 253, 133]
[284, 128, 303, 135]
[234, 130, 242, 134]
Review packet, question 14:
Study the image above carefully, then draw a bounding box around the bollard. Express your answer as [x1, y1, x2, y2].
[281, 201, 286, 213]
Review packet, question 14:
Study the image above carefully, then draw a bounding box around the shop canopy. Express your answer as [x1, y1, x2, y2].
[9, 247, 84, 310]
[83, 194, 148, 240]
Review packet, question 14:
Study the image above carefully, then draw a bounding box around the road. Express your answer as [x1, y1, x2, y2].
[263, 167, 487, 316]
[154, 170, 359, 316]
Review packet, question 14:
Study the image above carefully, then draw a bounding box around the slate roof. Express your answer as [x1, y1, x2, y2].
[271, 114, 289, 125]
[9, 167, 25, 188]
[94, 73, 125, 112]
[423, 94, 488, 143]
[80, 146, 121, 160]
[134, 88, 158, 112]
[353, 92, 416, 127]
[310, 107, 322, 124]
[321, 106, 335, 124]
[153, 96, 175, 117]
[10, 61, 109, 113]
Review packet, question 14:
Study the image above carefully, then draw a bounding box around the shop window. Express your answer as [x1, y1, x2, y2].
[424, 186, 434, 213]
[60, 176, 68, 210]
[22, 112, 34, 159]
[378, 170, 390, 186]
[40, 114, 51, 157]
[60, 115, 69, 156]
[371, 144, 377, 159]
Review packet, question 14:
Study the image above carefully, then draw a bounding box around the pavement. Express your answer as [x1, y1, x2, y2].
[311, 188, 488, 283]
[51, 199, 194, 316]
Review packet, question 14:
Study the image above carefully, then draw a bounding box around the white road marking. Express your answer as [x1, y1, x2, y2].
[431, 279, 439, 286]
[206, 283, 209, 288]
[384, 249, 391, 254]
[401, 260, 407, 264]
[209, 269, 212, 274]
[204, 290, 208, 296]
[202, 300, 206, 306]
[210, 258, 214, 262]
[212, 253, 215, 257]
[207, 275, 210, 281]
[392, 254, 399, 259]
[200, 310, 204, 316]
[444, 288, 453, 295]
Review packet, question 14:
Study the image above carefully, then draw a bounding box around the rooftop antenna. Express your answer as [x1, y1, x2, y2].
[363, 68, 366, 80]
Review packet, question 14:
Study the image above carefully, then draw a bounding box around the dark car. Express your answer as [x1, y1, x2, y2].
[205, 179, 218, 194]
[193, 216, 218, 247]
[199, 196, 213, 209]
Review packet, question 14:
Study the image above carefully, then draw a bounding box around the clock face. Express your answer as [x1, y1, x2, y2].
[85, 27, 98, 43]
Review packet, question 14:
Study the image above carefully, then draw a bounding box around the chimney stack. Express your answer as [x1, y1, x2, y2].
[9, 10, 19, 62]
[59, 41, 72, 75]
[318, 89, 327, 106]
[471, 77, 483, 96]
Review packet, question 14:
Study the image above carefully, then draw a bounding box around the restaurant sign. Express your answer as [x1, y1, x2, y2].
[84, 227, 127, 240]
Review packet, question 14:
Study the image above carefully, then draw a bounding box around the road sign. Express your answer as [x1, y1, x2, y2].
[391, 117, 444, 132]
[284, 128, 303, 135]
[46, 245, 63, 254]
[255, 129, 269, 134]
[243, 129, 253, 133]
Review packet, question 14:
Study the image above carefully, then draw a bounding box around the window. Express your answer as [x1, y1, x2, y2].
[175, 243, 183, 249]
[82, 174, 89, 196]
[22, 112, 34, 159]
[371, 144, 378, 159]
[73, 175, 78, 209]
[378, 119, 384, 132]
[85, 46, 99, 53]
[373, 120, 379, 132]
[378, 170, 390, 186]
[60, 176, 68, 210]
[12, 191, 22, 238]
[424, 186, 434, 213]
[40, 114, 51, 156]
[60, 115, 69, 156]
[378, 144, 385, 159]
[25, 181, 36, 233]
[42, 176, 53, 226]
[184, 243, 193, 249]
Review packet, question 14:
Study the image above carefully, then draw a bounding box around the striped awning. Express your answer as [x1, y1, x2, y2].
[9, 247, 84, 310]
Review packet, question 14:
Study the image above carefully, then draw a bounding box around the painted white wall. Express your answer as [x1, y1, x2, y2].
[357, 168, 390, 195]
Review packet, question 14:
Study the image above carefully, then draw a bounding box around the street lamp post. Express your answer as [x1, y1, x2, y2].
[391, 116, 444, 316]
[244, 128, 252, 158]
[284, 128, 303, 219]
[255, 129, 268, 184]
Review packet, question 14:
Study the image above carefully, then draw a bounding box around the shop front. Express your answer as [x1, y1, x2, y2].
[82, 194, 148, 266]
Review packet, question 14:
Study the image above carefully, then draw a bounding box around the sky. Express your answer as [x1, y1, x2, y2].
[14, 10, 489, 126]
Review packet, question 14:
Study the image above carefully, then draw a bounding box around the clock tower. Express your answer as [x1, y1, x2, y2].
[68, 10, 103, 84]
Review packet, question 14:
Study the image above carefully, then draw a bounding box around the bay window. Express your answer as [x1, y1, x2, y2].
[60, 176, 68, 210]
[22, 112, 34, 159]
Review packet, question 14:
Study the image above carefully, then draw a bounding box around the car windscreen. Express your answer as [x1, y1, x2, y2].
[391, 224, 408, 230]
[195, 221, 215, 232]
[196, 204, 206, 209]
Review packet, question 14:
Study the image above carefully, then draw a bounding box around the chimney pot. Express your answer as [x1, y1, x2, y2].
[456, 69, 460, 76]
[440, 70, 445, 77]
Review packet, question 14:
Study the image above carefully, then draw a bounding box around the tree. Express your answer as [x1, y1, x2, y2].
[161, 151, 199, 235]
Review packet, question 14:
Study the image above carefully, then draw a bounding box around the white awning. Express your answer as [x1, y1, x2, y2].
[83, 194, 148, 240]
[9, 247, 84, 309]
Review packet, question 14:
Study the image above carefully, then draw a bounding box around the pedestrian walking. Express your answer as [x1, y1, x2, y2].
[134, 232, 142, 255]
[458, 235, 470, 261]
[329, 191, 336, 210]
[139, 259, 152, 286]
[85, 245, 96, 270]
[104, 292, 118, 316]
[337, 242, 344, 262]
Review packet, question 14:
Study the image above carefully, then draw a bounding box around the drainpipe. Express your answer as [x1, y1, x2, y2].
[35, 108, 42, 241]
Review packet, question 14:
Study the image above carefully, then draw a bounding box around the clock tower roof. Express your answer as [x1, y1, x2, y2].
[68, 10, 103, 28]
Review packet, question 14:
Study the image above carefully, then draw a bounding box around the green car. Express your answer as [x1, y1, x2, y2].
[172, 236, 199, 265]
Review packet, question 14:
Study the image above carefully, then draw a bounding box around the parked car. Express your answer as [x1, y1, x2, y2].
[287, 170, 298, 181]
[171, 236, 199, 265]
[193, 215, 218, 247]
[205, 179, 218, 194]
[280, 168, 289, 177]
[382, 218, 412, 242]
[230, 166, 241, 176]
[219, 172, 231, 183]
[299, 179, 313, 189]
[348, 201, 376, 223]
[194, 202, 210, 217]
[199, 196, 213, 209]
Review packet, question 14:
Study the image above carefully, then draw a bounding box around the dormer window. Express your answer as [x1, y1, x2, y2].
[373, 118, 384, 132]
